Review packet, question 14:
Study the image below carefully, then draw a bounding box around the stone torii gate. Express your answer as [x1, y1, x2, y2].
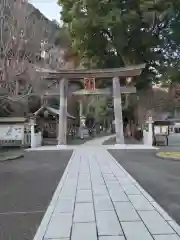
[43, 64, 145, 146]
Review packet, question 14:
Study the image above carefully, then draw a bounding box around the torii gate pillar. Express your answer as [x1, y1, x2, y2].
[58, 78, 68, 145]
[113, 77, 124, 144]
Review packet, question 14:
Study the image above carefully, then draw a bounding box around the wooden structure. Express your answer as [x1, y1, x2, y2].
[37, 64, 145, 145]
[153, 120, 171, 146]
[33, 105, 76, 139]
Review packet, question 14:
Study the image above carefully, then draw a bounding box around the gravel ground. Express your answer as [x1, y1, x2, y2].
[0, 150, 72, 240]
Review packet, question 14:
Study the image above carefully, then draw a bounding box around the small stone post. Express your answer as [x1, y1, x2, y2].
[79, 99, 83, 123]
[30, 116, 35, 148]
[147, 116, 153, 146]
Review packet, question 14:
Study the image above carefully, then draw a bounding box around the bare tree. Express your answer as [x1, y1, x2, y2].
[0, 0, 60, 115]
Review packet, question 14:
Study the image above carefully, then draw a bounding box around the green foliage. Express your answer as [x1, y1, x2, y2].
[58, 0, 180, 88]
[85, 96, 113, 122]
[54, 27, 72, 48]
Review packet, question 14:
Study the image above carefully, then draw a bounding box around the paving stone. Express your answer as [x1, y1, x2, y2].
[103, 174, 116, 181]
[110, 164, 125, 172]
[71, 222, 97, 240]
[139, 211, 175, 235]
[106, 181, 121, 189]
[100, 167, 112, 174]
[134, 183, 145, 191]
[67, 172, 79, 178]
[121, 221, 153, 240]
[114, 173, 126, 178]
[91, 175, 104, 180]
[77, 180, 91, 190]
[114, 202, 140, 221]
[60, 188, 76, 198]
[67, 168, 79, 177]
[63, 180, 77, 187]
[44, 213, 72, 239]
[91, 175, 103, 180]
[53, 198, 75, 213]
[140, 189, 155, 202]
[79, 169, 89, 175]
[79, 165, 89, 174]
[91, 170, 101, 176]
[128, 194, 154, 211]
[73, 202, 95, 222]
[78, 174, 91, 182]
[91, 168, 102, 174]
[99, 236, 125, 240]
[168, 220, 180, 235]
[78, 175, 91, 186]
[117, 177, 132, 185]
[115, 171, 127, 177]
[94, 195, 114, 211]
[76, 190, 93, 203]
[91, 177, 105, 185]
[153, 234, 180, 240]
[90, 168, 101, 174]
[93, 185, 108, 195]
[121, 184, 140, 195]
[109, 188, 129, 202]
[45, 238, 70, 240]
[60, 181, 77, 198]
[110, 166, 125, 175]
[89, 161, 99, 167]
[92, 180, 105, 185]
[151, 201, 172, 221]
[96, 210, 123, 236]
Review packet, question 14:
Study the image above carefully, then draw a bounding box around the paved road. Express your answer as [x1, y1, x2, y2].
[168, 133, 180, 146]
[104, 133, 180, 146]
[0, 150, 72, 240]
[109, 149, 180, 224]
[103, 137, 141, 145]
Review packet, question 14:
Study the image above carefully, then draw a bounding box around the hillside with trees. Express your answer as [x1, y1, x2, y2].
[0, 0, 73, 117]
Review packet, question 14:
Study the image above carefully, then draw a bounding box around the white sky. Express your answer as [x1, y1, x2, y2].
[29, 0, 61, 23]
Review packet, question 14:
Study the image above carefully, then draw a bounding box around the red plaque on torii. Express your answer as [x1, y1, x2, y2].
[83, 78, 96, 90]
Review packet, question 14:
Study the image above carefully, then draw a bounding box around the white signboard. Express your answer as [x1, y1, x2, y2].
[0, 124, 24, 140]
[162, 126, 168, 134]
[154, 126, 161, 134]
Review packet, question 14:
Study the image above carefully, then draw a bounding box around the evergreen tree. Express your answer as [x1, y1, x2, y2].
[58, 0, 180, 88]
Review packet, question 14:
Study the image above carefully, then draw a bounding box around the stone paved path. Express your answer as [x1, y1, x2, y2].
[82, 134, 116, 145]
[34, 147, 180, 240]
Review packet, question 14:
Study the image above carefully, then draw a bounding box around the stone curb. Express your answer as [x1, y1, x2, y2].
[0, 153, 24, 162]
[156, 152, 180, 161]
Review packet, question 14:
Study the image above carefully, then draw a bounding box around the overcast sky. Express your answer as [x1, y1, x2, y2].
[29, 0, 61, 22]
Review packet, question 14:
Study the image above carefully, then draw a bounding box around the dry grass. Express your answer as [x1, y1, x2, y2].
[157, 152, 180, 160]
